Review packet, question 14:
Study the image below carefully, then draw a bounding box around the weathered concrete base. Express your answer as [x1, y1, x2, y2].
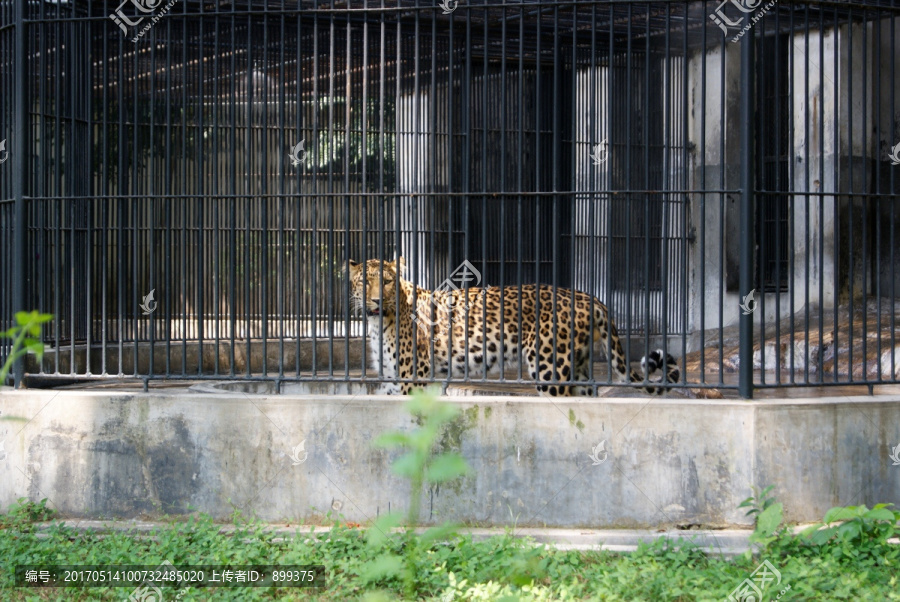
[1, 388, 898, 528]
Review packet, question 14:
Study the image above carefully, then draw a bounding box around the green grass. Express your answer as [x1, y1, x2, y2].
[1, 500, 899, 601]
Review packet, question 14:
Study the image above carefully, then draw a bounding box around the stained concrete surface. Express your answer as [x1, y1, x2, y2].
[1, 388, 898, 528]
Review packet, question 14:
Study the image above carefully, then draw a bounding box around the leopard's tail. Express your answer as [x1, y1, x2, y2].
[590, 299, 679, 395]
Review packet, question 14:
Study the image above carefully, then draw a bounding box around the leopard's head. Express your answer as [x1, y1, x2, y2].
[346, 258, 403, 317]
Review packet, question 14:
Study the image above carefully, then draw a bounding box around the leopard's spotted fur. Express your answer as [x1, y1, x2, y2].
[347, 258, 431, 394]
[397, 258, 679, 396]
[349, 257, 679, 396]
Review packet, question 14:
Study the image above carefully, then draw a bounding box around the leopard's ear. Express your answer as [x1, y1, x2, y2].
[344, 259, 360, 277]
[397, 256, 407, 276]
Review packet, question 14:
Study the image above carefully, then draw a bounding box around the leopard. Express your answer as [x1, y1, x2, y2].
[349, 257, 679, 396]
[395, 257, 679, 396]
[347, 258, 431, 394]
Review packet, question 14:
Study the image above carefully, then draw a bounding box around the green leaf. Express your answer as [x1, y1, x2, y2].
[863, 508, 896, 522]
[755, 502, 783, 537]
[374, 432, 411, 449]
[360, 554, 405, 583]
[24, 339, 44, 358]
[391, 452, 421, 478]
[808, 525, 838, 545]
[824, 506, 857, 524]
[407, 428, 435, 453]
[837, 521, 862, 540]
[367, 512, 404, 548]
[428, 402, 459, 424]
[799, 523, 824, 538]
[425, 453, 471, 483]
[419, 523, 461, 546]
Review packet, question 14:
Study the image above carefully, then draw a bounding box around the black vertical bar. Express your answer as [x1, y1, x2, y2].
[643, 7, 650, 380]
[831, 4, 839, 383]
[890, 4, 897, 382]
[860, 13, 868, 382]
[624, 4, 633, 383]
[148, 25, 157, 378]
[196, 9, 205, 378]
[817, 6, 825, 380]
[847, 14, 855, 383]
[277, 9, 286, 382]
[261, 9, 269, 378]
[661, 2, 671, 386]
[872, 10, 882, 384]
[739, 28, 755, 399]
[587, 3, 596, 390]
[213, 15, 221, 376]
[533, 0, 541, 388]
[550, 2, 559, 389]
[229, 6, 237, 376]
[328, 2, 335, 377]
[480, 3, 487, 384]
[100, 17, 109, 376]
[699, 12, 707, 382]
[344, 6, 352, 382]
[310, 10, 320, 377]
[498, 0, 506, 380]
[605, 2, 614, 385]
[803, 7, 811, 383]
[773, 19, 782, 382]
[516, 2, 523, 382]
[165, 19, 173, 376]
[12, 0, 27, 386]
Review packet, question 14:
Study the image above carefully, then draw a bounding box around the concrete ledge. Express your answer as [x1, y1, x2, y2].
[29, 519, 763, 556]
[1, 389, 899, 528]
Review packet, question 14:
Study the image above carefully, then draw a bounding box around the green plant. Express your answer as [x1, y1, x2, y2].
[0, 498, 55, 529]
[801, 503, 900, 547]
[738, 484, 784, 549]
[3, 504, 900, 600]
[362, 386, 472, 600]
[0, 311, 52, 386]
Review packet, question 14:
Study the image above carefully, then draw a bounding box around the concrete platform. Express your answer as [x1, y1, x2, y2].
[1, 387, 899, 529]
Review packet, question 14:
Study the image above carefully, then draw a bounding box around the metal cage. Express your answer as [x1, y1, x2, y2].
[1, 0, 898, 396]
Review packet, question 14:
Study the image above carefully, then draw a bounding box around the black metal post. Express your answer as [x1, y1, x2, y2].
[12, 0, 28, 387]
[739, 31, 755, 399]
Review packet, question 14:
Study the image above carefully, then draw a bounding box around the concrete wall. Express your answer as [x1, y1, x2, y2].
[2, 389, 898, 528]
